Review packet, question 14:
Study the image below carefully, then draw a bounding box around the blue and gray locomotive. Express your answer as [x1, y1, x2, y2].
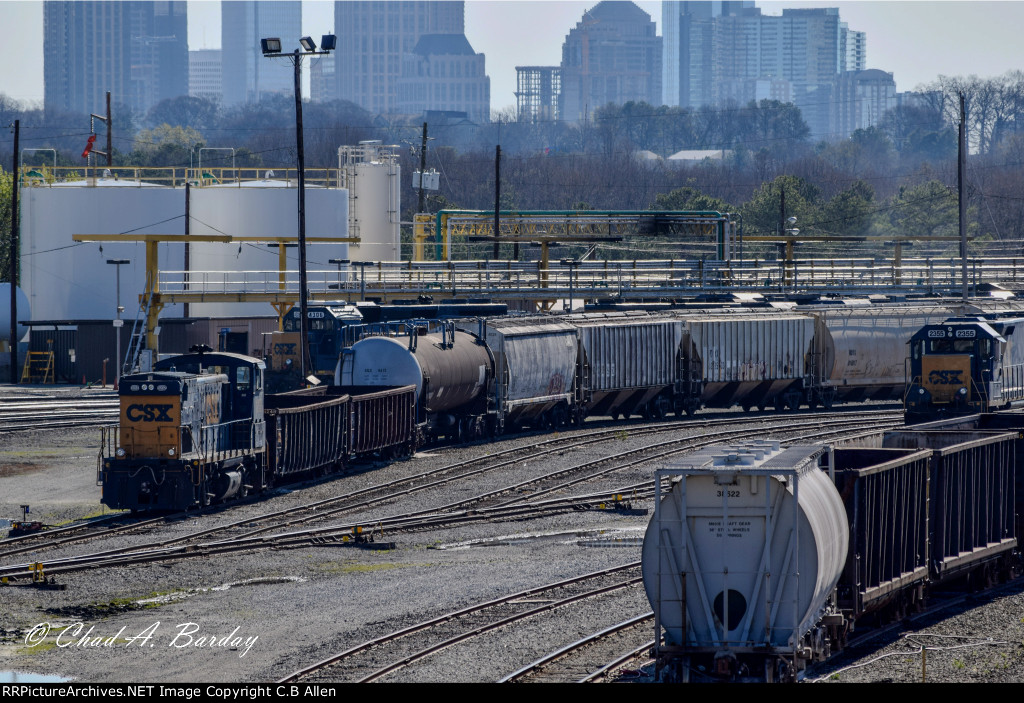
[101, 347, 267, 511]
[100, 346, 417, 512]
[905, 314, 1024, 419]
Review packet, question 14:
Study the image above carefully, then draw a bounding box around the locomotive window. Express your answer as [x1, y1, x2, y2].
[912, 341, 921, 360]
[310, 319, 328, 330]
[928, 339, 974, 353]
[284, 318, 298, 331]
[237, 366, 251, 392]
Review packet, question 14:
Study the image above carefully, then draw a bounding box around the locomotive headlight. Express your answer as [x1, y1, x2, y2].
[116, 448, 126, 457]
[168, 448, 176, 456]
[959, 387, 968, 396]
[918, 388, 925, 395]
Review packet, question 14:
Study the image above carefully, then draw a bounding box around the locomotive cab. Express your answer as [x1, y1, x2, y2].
[905, 317, 1022, 418]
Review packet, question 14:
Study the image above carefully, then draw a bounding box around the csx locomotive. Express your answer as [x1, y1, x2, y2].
[266, 300, 508, 387]
[101, 345, 418, 512]
[905, 314, 1024, 418]
[101, 347, 267, 511]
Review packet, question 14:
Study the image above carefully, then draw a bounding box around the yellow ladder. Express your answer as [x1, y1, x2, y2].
[20, 351, 55, 384]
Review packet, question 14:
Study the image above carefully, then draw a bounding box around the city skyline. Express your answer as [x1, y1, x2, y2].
[2, 1, 1023, 112]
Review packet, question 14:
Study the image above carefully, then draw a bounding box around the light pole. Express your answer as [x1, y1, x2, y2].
[106, 258, 129, 387]
[261, 34, 336, 383]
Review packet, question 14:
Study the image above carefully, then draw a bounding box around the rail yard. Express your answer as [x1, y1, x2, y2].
[3, 388, 1024, 683]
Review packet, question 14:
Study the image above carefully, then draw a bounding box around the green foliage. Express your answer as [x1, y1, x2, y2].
[651, 186, 733, 213]
[740, 175, 821, 236]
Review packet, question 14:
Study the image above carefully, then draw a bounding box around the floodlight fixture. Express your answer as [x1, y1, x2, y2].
[320, 34, 337, 51]
[299, 36, 316, 52]
[261, 38, 282, 55]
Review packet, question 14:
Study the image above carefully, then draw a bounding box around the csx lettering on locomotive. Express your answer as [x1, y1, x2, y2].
[126, 404, 175, 422]
[928, 369, 964, 385]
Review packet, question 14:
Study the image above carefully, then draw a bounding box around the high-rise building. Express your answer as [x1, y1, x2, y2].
[189, 49, 223, 103]
[559, 2, 662, 122]
[221, 1, 301, 107]
[396, 35, 490, 123]
[831, 69, 896, 138]
[44, 1, 188, 116]
[334, 1, 465, 116]
[310, 54, 337, 103]
[662, 1, 753, 108]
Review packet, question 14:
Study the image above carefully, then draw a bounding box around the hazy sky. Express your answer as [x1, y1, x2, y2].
[2, 1, 1023, 110]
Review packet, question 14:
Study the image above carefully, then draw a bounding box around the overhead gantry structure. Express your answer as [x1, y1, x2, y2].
[71, 232, 356, 353]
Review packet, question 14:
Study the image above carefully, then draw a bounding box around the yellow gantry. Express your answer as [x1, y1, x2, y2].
[71, 233, 358, 350]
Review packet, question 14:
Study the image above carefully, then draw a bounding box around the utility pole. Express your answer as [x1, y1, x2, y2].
[184, 182, 190, 318]
[493, 145, 501, 259]
[959, 92, 968, 302]
[90, 91, 112, 169]
[418, 122, 427, 213]
[8, 119, 19, 384]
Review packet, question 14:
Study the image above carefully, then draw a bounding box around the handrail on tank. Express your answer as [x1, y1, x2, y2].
[19, 165, 341, 188]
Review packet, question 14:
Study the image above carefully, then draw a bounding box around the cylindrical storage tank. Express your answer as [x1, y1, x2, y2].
[189, 183, 349, 317]
[339, 330, 490, 413]
[0, 283, 30, 342]
[643, 442, 848, 655]
[20, 180, 185, 321]
[339, 144, 400, 262]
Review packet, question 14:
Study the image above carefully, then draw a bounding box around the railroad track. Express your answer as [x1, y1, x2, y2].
[0, 397, 119, 433]
[279, 562, 646, 683]
[0, 411, 902, 580]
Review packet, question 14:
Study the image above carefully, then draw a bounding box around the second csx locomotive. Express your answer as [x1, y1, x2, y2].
[905, 314, 1024, 418]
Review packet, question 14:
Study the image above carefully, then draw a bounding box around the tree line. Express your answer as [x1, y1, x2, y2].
[3, 69, 1024, 278]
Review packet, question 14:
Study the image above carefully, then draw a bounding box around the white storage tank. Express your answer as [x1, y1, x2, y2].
[19, 174, 350, 323]
[642, 441, 848, 679]
[0, 283, 30, 342]
[188, 181, 349, 317]
[339, 143, 400, 262]
[21, 179, 185, 322]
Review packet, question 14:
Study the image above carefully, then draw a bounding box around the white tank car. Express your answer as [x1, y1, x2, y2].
[642, 441, 848, 681]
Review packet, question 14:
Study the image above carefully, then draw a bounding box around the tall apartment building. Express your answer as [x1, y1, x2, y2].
[221, 1, 301, 107]
[559, 1, 662, 122]
[662, 1, 753, 109]
[396, 35, 490, 123]
[334, 1, 465, 116]
[189, 49, 223, 103]
[831, 69, 896, 137]
[44, 0, 188, 116]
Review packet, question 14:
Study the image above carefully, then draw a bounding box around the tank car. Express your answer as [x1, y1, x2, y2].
[101, 348, 267, 511]
[337, 322, 493, 441]
[643, 441, 848, 682]
[906, 315, 1024, 418]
